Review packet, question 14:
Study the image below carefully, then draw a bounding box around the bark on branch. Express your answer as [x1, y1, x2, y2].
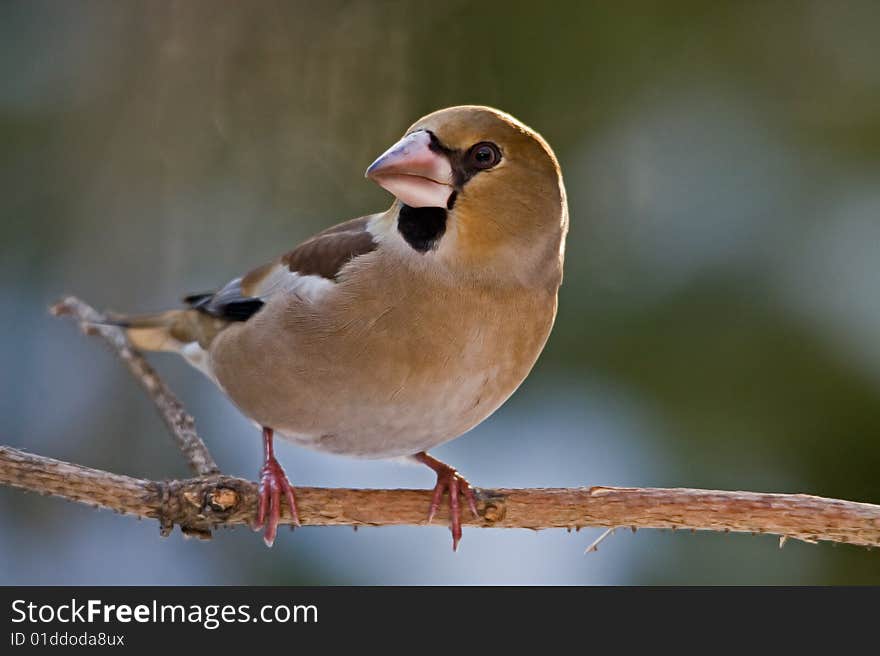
[0, 296, 877, 549]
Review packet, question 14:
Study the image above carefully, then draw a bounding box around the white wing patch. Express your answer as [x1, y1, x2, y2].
[250, 263, 335, 303]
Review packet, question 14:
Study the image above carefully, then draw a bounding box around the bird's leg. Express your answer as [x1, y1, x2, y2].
[254, 426, 300, 547]
[413, 451, 479, 551]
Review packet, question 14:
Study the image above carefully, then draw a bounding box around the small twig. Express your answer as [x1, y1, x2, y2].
[585, 527, 615, 554]
[50, 296, 219, 477]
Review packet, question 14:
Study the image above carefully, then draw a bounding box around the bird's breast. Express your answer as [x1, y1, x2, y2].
[210, 265, 557, 458]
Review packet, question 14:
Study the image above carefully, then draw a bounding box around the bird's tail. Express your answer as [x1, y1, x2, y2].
[102, 309, 203, 353]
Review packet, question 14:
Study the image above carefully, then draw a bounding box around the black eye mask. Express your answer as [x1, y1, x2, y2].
[426, 131, 503, 188]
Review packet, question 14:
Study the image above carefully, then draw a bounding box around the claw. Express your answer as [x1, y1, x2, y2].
[254, 427, 300, 547]
[414, 452, 479, 551]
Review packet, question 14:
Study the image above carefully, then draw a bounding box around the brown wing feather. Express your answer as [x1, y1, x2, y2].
[279, 216, 376, 279]
[239, 215, 376, 296]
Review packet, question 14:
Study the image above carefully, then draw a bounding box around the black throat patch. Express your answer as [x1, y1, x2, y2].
[397, 204, 448, 253]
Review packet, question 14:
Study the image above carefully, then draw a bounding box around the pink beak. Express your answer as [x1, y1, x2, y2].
[365, 130, 454, 208]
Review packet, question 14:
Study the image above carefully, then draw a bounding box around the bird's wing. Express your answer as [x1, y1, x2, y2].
[185, 215, 377, 322]
[121, 216, 377, 353]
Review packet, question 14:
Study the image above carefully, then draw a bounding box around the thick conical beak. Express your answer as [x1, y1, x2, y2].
[365, 130, 454, 208]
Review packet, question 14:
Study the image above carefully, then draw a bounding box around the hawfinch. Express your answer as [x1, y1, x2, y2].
[117, 105, 568, 549]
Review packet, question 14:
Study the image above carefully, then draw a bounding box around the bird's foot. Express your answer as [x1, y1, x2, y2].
[414, 452, 479, 551]
[254, 427, 300, 547]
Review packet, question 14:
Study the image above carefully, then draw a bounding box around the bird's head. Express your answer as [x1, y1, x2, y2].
[366, 106, 567, 288]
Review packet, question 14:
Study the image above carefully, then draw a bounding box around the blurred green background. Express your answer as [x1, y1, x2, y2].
[2, 0, 879, 584]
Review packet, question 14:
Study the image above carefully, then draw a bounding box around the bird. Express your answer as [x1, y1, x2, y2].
[113, 105, 568, 550]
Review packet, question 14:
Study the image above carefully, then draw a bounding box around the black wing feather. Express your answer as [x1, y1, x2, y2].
[184, 279, 264, 322]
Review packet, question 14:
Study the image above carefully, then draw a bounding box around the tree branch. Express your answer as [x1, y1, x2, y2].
[0, 296, 876, 549]
[2, 445, 879, 546]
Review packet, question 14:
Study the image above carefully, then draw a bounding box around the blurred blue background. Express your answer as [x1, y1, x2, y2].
[2, 0, 880, 584]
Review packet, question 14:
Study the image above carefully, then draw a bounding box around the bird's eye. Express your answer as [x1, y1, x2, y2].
[468, 142, 501, 170]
